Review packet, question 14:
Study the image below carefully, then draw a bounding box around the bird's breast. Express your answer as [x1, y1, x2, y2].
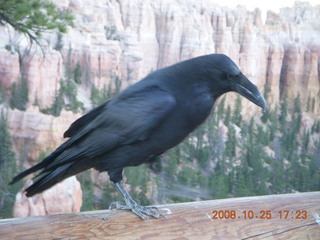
[186, 92, 214, 127]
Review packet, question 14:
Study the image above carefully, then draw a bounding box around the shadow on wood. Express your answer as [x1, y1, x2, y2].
[1, 192, 319, 240]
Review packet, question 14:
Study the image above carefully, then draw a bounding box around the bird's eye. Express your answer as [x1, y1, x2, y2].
[226, 73, 236, 80]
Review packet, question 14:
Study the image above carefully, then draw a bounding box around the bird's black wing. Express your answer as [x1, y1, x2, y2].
[43, 85, 177, 170]
[63, 100, 110, 138]
[10, 84, 176, 185]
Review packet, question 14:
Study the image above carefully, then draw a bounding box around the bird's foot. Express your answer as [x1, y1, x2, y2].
[109, 200, 166, 220]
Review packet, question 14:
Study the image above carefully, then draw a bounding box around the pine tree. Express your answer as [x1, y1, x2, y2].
[0, 84, 7, 103]
[312, 121, 320, 133]
[224, 105, 231, 126]
[279, 95, 288, 131]
[65, 46, 73, 82]
[225, 123, 236, 159]
[231, 95, 242, 127]
[260, 85, 270, 123]
[308, 141, 320, 191]
[306, 94, 311, 112]
[10, 75, 28, 111]
[0, 0, 74, 46]
[54, 32, 64, 51]
[74, 62, 82, 84]
[104, 25, 120, 41]
[209, 174, 229, 199]
[292, 94, 302, 134]
[268, 108, 278, 141]
[77, 170, 94, 211]
[0, 110, 20, 218]
[0, 111, 15, 168]
[90, 84, 112, 107]
[62, 49, 84, 113]
[216, 97, 226, 120]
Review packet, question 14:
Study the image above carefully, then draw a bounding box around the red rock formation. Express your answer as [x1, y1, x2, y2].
[1, 1, 319, 113]
[13, 177, 82, 218]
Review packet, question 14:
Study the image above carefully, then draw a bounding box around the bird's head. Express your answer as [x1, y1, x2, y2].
[198, 54, 267, 111]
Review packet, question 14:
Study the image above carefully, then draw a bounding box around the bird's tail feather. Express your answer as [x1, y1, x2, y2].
[10, 140, 72, 185]
[25, 159, 91, 197]
[10, 163, 42, 185]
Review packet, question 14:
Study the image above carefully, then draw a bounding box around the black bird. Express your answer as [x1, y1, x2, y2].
[10, 54, 266, 220]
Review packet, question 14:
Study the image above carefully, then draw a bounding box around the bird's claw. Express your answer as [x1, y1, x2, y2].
[109, 201, 166, 220]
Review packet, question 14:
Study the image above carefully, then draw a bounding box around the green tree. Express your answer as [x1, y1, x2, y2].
[224, 105, 231, 126]
[78, 170, 94, 211]
[231, 96, 242, 127]
[279, 95, 288, 130]
[209, 174, 229, 199]
[216, 97, 226, 118]
[54, 32, 64, 51]
[0, 111, 15, 168]
[0, 84, 7, 103]
[41, 78, 83, 116]
[65, 46, 73, 81]
[268, 107, 278, 141]
[292, 94, 302, 134]
[50, 90, 65, 116]
[60, 79, 84, 113]
[233, 171, 252, 197]
[74, 62, 82, 84]
[41, 85, 65, 116]
[9, 48, 29, 111]
[312, 120, 320, 134]
[260, 83, 270, 123]
[224, 123, 236, 159]
[0, 110, 21, 218]
[90, 84, 114, 107]
[0, 0, 73, 46]
[10, 76, 28, 111]
[306, 94, 311, 112]
[104, 25, 120, 41]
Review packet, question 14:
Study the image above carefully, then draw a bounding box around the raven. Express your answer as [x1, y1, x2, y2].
[10, 54, 266, 220]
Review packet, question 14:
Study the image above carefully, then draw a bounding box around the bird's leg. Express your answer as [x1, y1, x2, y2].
[109, 181, 166, 220]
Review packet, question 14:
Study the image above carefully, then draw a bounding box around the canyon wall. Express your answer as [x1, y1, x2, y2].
[1, 0, 319, 112]
[0, 0, 319, 216]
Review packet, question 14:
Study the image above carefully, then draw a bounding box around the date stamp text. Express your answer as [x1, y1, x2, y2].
[211, 210, 308, 220]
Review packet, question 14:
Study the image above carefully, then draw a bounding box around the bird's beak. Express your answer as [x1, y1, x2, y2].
[232, 74, 267, 111]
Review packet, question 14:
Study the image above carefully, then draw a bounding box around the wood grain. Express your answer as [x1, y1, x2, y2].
[1, 192, 319, 240]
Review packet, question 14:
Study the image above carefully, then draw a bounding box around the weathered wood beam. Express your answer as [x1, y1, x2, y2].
[1, 192, 319, 239]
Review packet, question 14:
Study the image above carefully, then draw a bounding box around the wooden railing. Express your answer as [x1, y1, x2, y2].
[1, 192, 319, 239]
